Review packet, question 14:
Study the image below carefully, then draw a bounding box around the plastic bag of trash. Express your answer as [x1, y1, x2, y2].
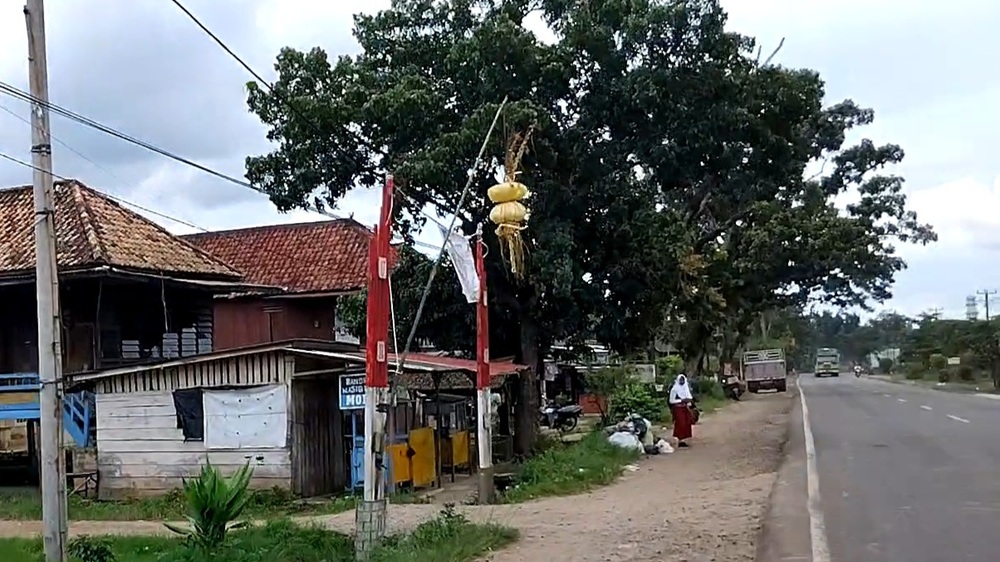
[608, 431, 643, 452]
[639, 417, 654, 446]
[655, 438, 674, 454]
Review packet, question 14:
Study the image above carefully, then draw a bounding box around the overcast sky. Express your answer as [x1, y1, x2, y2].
[0, 0, 997, 320]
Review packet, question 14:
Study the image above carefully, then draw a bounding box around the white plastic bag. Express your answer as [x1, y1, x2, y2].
[608, 431, 643, 452]
[655, 438, 674, 454]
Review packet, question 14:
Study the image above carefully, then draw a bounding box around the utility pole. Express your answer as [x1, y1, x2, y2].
[357, 175, 393, 559]
[24, 1, 68, 560]
[978, 289, 997, 321]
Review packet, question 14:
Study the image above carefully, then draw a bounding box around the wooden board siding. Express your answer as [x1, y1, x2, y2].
[96, 391, 291, 499]
[290, 378, 344, 497]
[93, 351, 290, 395]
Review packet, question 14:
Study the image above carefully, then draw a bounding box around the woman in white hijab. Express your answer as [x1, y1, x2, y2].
[669, 374, 695, 447]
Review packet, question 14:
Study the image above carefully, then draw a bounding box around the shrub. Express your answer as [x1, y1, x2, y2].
[609, 382, 662, 422]
[67, 536, 115, 562]
[938, 369, 951, 383]
[960, 350, 980, 368]
[904, 364, 924, 380]
[928, 353, 948, 371]
[690, 377, 724, 400]
[654, 355, 683, 383]
[505, 432, 639, 502]
[878, 357, 893, 374]
[164, 463, 254, 549]
[958, 363, 976, 382]
[585, 366, 631, 423]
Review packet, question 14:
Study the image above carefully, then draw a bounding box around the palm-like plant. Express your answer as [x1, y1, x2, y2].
[165, 462, 254, 548]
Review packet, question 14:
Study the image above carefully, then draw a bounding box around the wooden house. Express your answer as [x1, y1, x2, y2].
[71, 340, 522, 499]
[182, 220, 382, 349]
[0, 180, 255, 452]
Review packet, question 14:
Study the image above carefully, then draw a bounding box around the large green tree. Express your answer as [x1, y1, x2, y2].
[245, 0, 934, 451]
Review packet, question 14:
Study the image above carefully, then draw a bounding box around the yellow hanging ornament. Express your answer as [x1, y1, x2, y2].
[488, 127, 533, 279]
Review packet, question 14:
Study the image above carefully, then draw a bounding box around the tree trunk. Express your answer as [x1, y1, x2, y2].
[513, 317, 541, 457]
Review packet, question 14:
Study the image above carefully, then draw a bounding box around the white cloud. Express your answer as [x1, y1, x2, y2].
[0, 1, 997, 319]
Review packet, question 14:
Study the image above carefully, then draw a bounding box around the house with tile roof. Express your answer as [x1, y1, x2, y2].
[181, 219, 377, 351]
[0, 180, 251, 376]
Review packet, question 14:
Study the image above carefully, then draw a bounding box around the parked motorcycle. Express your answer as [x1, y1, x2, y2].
[539, 402, 583, 431]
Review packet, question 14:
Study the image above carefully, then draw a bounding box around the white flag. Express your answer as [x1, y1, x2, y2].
[439, 226, 479, 304]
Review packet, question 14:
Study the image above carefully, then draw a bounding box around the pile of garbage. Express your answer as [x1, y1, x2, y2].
[605, 413, 673, 455]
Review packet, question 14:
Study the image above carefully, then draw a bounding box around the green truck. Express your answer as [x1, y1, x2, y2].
[814, 348, 841, 377]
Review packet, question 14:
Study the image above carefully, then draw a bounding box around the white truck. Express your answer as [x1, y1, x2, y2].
[741, 348, 788, 393]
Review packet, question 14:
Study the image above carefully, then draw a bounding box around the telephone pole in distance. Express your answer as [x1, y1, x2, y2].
[977, 289, 997, 321]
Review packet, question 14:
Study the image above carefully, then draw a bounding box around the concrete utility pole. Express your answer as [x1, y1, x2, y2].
[977, 289, 997, 321]
[24, 1, 68, 560]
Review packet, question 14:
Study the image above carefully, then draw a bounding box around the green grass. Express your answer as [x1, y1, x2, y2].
[502, 431, 640, 503]
[0, 511, 517, 562]
[0, 487, 357, 521]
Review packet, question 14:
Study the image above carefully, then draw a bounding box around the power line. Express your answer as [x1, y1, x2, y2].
[0, 80, 269, 195]
[166, 1, 458, 254]
[0, 150, 208, 231]
[1, 149, 444, 253]
[0, 101, 130, 187]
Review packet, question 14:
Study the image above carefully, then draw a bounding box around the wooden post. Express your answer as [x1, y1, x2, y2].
[356, 175, 393, 558]
[474, 230, 495, 504]
[24, 2, 67, 560]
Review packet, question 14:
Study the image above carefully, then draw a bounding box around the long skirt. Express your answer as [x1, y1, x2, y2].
[671, 403, 693, 441]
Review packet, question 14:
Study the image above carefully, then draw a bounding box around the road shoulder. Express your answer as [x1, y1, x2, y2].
[755, 378, 811, 562]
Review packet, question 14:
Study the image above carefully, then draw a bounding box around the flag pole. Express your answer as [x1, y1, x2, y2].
[474, 224, 495, 503]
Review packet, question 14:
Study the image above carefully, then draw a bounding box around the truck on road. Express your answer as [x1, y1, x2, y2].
[814, 347, 841, 377]
[741, 348, 787, 393]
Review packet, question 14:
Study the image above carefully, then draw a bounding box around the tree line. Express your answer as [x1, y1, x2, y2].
[243, 0, 936, 453]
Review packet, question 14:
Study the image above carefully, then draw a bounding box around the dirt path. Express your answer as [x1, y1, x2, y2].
[0, 391, 792, 561]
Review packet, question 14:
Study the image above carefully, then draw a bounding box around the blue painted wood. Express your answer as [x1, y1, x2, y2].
[350, 413, 364, 490]
[0, 372, 94, 447]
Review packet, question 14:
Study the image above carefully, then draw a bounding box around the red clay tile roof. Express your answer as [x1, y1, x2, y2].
[0, 180, 242, 280]
[182, 220, 379, 294]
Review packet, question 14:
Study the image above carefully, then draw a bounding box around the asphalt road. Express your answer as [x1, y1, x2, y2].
[801, 374, 1000, 562]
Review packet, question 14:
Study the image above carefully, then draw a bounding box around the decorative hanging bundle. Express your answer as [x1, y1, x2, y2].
[488, 127, 533, 279]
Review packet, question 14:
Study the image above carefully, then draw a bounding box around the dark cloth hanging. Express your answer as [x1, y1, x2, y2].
[173, 388, 204, 441]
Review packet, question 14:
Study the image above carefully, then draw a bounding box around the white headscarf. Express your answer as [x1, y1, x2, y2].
[669, 374, 693, 405]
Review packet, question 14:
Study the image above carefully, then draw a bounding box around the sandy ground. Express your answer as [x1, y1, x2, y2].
[0, 391, 792, 561]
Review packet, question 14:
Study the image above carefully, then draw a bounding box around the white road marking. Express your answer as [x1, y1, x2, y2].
[920, 405, 933, 411]
[882, 394, 892, 398]
[897, 398, 907, 403]
[799, 379, 831, 562]
[947, 414, 970, 424]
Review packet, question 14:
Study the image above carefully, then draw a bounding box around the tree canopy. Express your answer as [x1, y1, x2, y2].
[245, 0, 936, 452]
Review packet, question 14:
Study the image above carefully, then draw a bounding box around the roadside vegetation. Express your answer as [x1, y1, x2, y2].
[793, 309, 1000, 389]
[2, 512, 516, 562]
[503, 431, 640, 503]
[1, 465, 514, 562]
[0, 486, 356, 522]
[503, 360, 730, 503]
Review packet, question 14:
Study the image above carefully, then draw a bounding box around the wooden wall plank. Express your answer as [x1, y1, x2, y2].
[95, 389, 290, 499]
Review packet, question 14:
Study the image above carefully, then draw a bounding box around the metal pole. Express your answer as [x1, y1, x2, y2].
[474, 228, 495, 504]
[24, 1, 67, 560]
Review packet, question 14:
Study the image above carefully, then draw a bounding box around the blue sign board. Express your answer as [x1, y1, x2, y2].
[339, 374, 366, 410]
